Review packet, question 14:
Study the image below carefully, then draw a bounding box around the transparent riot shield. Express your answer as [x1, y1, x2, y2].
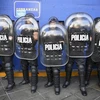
[0, 15, 14, 56]
[91, 18, 100, 62]
[14, 15, 39, 60]
[65, 12, 94, 58]
[40, 23, 68, 67]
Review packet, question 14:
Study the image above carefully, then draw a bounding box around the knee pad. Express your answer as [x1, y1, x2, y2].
[4, 63, 13, 71]
[53, 68, 60, 75]
[76, 58, 85, 66]
[78, 65, 85, 73]
[67, 63, 72, 69]
[31, 66, 37, 74]
[87, 64, 92, 71]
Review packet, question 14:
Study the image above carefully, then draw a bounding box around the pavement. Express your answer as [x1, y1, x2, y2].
[0, 76, 100, 100]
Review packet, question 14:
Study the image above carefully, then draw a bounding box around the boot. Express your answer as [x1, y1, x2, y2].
[80, 86, 87, 96]
[53, 68, 60, 95]
[62, 63, 72, 88]
[5, 69, 15, 91]
[19, 68, 30, 85]
[44, 68, 53, 88]
[31, 66, 38, 93]
[78, 65, 87, 96]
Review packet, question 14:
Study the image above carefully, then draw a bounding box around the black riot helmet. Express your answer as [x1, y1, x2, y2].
[49, 17, 59, 24]
[25, 13, 34, 25]
[94, 17, 100, 34]
[25, 13, 34, 24]
[48, 17, 59, 30]
[25, 13, 34, 18]
[94, 17, 100, 24]
[25, 13, 38, 32]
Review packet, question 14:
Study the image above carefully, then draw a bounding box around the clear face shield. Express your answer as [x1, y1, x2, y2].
[14, 16, 39, 60]
[91, 18, 100, 62]
[0, 15, 14, 56]
[40, 21, 69, 67]
[65, 13, 94, 58]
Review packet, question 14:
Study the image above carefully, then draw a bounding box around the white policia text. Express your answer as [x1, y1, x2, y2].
[45, 43, 62, 51]
[71, 35, 89, 41]
[17, 36, 32, 43]
[0, 35, 7, 41]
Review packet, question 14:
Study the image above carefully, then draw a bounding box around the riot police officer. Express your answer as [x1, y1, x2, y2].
[44, 18, 60, 95]
[62, 27, 88, 96]
[85, 17, 100, 87]
[15, 14, 39, 93]
[41, 17, 68, 95]
[0, 15, 15, 91]
[62, 13, 94, 96]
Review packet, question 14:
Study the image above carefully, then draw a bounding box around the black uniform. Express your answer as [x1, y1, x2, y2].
[43, 34, 63, 95]
[20, 59, 38, 93]
[85, 57, 100, 86]
[0, 26, 15, 91]
[63, 58, 87, 96]
[18, 29, 38, 93]
[62, 14, 93, 96]
[1, 56, 15, 91]
[42, 17, 65, 95]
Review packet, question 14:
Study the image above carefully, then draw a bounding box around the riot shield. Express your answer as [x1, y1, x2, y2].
[0, 15, 14, 56]
[65, 12, 94, 58]
[14, 15, 39, 60]
[91, 18, 100, 62]
[40, 23, 68, 67]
